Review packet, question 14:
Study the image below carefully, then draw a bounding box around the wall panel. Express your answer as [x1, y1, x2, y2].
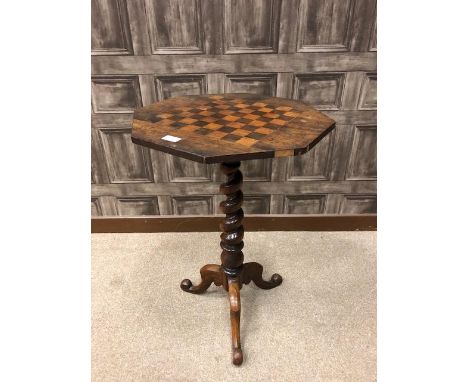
[91, 0, 133, 55]
[145, 0, 204, 54]
[224, 0, 281, 53]
[91, 0, 377, 216]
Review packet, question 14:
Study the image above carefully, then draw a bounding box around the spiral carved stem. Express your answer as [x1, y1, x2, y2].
[219, 162, 244, 277]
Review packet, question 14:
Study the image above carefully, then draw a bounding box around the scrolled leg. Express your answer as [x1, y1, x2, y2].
[180, 264, 225, 294]
[242, 262, 283, 290]
[228, 277, 243, 365]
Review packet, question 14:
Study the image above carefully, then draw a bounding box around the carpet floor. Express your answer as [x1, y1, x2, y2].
[92, 231, 376, 382]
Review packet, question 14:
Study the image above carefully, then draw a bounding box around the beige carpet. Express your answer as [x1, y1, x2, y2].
[92, 231, 376, 382]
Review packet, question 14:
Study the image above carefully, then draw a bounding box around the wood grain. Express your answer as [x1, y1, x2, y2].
[132, 93, 335, 163]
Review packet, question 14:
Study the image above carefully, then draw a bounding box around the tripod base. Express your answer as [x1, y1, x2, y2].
[180, 262, 282, 365]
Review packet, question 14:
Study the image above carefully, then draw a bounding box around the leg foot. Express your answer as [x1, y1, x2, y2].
[228, 277, 243, 365]
[180, 264, 225, 294]
[242, 262, 283, 290]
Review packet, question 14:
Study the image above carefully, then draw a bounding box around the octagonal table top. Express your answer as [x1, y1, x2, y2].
[131, 93, 335, 164]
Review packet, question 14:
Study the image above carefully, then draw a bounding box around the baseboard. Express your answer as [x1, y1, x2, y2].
[91, 214, 376, 233]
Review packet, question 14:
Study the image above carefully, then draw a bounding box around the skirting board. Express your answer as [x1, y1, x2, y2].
[92, 214, 376, 233]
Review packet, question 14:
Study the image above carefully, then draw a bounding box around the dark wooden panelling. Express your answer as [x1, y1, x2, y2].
[91, 0, 133, 55]
[116, 197, 159, 215]
[91, 197, 102, 216]
[155, 75, 207, 101]
[98, 128, 153, 183]
[224, 74, 277, 96]
[91, 0, 377, 216]
[346, 125, 377, 180]
[358, 73, 377, 110]
[167, 156, 213, 182]
[145, 0, 204, 54]
[349, 0, 377, 51]
[224, 0, 281, 54]
[297, 0, 353, 52]
[341, 194, 376, 213]
[369, 16, 377, 51]
[243, 195, 271, 214]
[286, 130, 334, 180]
[284, 195, 326, 214]
[172, 196, 213, 215]
[293, 73, 345, 109]
[91, 76, 141, 113]
[242, 159, 272, 181]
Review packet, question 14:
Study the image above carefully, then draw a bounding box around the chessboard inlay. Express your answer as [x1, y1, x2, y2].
[132, 93, 336, 163]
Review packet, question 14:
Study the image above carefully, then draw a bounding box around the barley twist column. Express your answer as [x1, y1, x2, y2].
[219, 161, 244, 277]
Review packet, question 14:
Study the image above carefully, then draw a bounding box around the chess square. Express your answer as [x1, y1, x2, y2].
[201, 117, 217, 123]
[263, 123, 280, 131]
[270, 118, 287, 126]
[242, 125, 258, 132]
[159, 119, 174, 126]
[263, 113, 280, 119]
[239, 108, 255, 114]
[231, 129, 251, 137]
[256, 116, 272, 123]
[208, 131, 228, 139]
[276, 106, 292, 111]
[258, 107, 273, 113]
[223, 115, 240, 122]
[249, 120, 267, 127]
[255, 127, 274, 135]
[219, 126, 235, 133]
[199, 110, 215, 116]
[219, 110, 234, 116]
[194, 120, 207, 127]
[243, 114, 260, 120]
[196, 127, 211, 135]
[246, 132, 266, 140]
[211, 113, 225, 120]
[223, 134, 241, 142]
[231, 111, 246, 119]
[234, 103, 249, 108]
[179, 124, 199, 133]
[236, 137, 257, 147]
[205, 122, 223, 130]
[226, 122, 244, 129]
[252, 102, 267, 107]
[237, 118, 252, 125]
[179, 117, 197, 124]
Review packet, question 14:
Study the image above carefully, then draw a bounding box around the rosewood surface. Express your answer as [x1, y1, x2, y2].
[132, 93, 335, 163]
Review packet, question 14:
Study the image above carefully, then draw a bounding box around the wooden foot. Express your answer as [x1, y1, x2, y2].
[242, 262, 283, 290]
[228, 277, 243, 365]
[180, 264, 225, 294]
